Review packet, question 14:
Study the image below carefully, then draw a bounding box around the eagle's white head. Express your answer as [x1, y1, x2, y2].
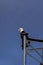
[18, 28, 24, 33]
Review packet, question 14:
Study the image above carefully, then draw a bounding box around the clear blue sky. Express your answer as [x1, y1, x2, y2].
[0, 0, 43, 65]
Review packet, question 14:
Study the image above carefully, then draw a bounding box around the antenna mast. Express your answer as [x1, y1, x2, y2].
[18, 28, 43, 65]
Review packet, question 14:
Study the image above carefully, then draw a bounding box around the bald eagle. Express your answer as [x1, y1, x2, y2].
[18, 28, 30, 49]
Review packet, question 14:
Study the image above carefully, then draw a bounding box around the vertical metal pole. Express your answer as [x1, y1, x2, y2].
[23, 35, 26, 65]
[40, 48, 43, 65]
[41, 48, 43, 64]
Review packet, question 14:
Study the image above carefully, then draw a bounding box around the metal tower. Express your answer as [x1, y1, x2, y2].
[18, 28, 43, 65]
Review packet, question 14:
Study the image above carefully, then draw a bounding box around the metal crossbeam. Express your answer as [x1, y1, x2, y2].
[27, 48, 43, 51]
[28, 38, 43, 42]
